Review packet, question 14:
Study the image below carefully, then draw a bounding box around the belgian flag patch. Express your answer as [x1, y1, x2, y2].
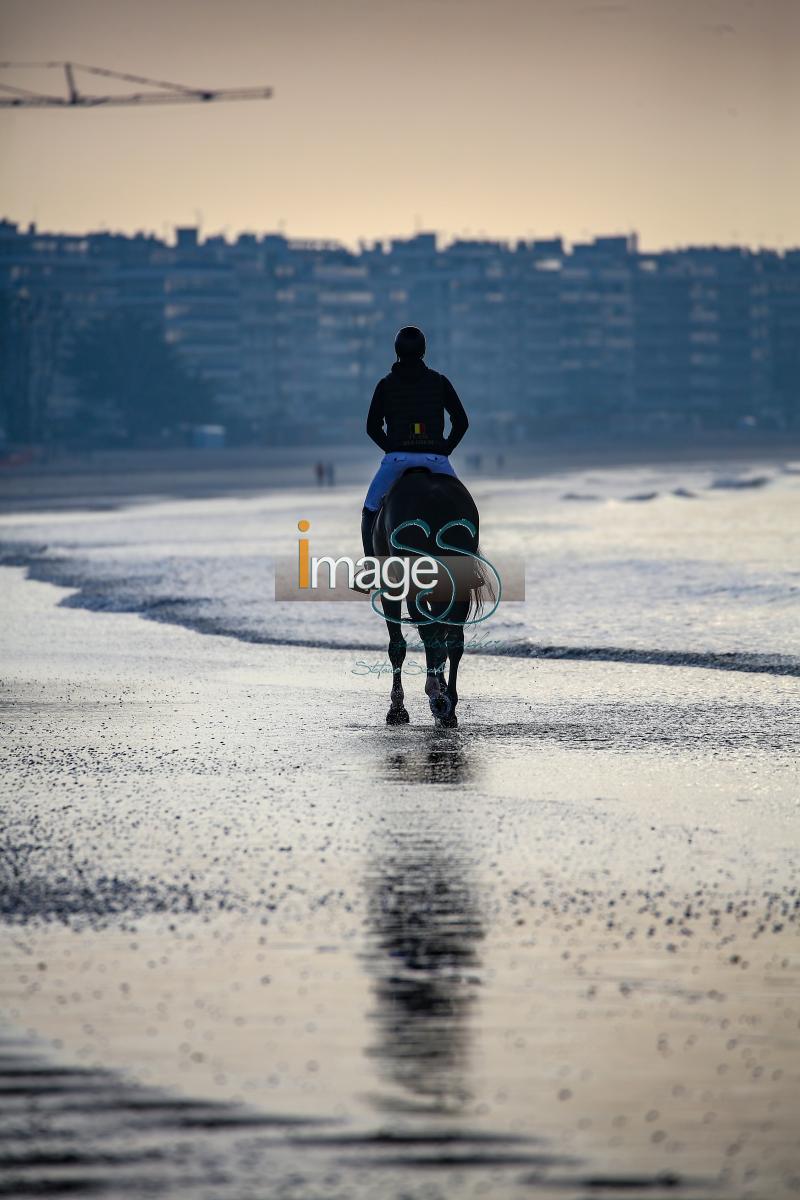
[411, 421, 426, 437]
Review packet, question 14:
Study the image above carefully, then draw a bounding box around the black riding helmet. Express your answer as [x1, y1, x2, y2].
[394, 326, 426, 361]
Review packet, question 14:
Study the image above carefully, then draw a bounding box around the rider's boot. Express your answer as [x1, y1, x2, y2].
[352, 507, 377, 595]
[361, 507, 375, 558]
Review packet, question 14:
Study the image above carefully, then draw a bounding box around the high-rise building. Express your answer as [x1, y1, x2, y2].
[1, 218, 798, 447]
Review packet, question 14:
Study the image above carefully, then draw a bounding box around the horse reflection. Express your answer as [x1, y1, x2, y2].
[363, 836, 484, 1116]
[383, 730, 474, 788]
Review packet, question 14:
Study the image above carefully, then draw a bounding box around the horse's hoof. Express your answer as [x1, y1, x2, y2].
[439, 712, 458, 728]
[428, 693, 453, 721]
[386, 707, 410, 725]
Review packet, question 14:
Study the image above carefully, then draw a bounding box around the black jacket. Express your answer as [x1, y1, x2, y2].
[366, 360, 469, 456]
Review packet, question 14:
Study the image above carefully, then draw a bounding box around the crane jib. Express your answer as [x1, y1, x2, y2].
[0, 61, 274, 108]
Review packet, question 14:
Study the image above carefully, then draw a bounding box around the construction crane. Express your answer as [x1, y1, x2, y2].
[0, 61, 273, 108]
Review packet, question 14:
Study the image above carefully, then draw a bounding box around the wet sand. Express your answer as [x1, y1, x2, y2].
[1, 568, 799, 1199]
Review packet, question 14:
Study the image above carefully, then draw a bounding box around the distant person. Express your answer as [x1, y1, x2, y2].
[315, 461, 325, 486]
[361, 326, 469, 555]
[496, 452, 505, 470]
[326, 461, 336, 487]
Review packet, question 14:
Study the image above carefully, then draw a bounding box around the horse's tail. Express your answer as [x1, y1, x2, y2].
[466, 547, 496, 624]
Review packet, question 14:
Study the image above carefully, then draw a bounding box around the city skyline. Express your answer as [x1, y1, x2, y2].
[1, 0, 798, 252]
[2, 214, 798, 255]
[4, 218, 797, 451]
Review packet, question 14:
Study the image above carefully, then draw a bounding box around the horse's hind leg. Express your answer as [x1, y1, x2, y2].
[381, 596, 409, 725]
[442, 623, 465, 728]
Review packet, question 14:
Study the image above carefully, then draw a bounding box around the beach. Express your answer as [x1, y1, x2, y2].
[2, 431, 799, 512]
[1, 453, 799, 1199]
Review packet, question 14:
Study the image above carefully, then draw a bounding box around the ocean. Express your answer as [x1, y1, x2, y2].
[1, 458, 798, 676]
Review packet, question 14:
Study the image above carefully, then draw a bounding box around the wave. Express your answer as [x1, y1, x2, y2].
[709, 474, 771, 489]
[138, 620, 800, 678]
[472, 641, 800, 677]
[3, 543, 799, 678]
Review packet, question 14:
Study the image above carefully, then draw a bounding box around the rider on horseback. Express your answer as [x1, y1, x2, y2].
[361, 326, 469, 556]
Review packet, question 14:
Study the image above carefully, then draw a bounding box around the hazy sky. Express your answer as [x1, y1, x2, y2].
[0, 0, 797, 250]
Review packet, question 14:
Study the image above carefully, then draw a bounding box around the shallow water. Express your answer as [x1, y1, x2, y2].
[1, 460, 798, 672]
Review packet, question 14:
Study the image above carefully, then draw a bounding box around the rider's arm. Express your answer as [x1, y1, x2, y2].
[442, 376, 469, 455]
[366, 382, 390, 452]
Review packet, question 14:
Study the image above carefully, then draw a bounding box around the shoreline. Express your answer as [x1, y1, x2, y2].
[1, 453, 798, 680]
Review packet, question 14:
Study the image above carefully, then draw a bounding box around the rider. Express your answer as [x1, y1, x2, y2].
[361, 326, 469, 555]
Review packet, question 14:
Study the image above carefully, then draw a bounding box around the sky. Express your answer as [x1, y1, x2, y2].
[0, 0, 797, 251]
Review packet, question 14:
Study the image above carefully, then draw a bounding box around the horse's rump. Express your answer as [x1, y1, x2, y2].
[373, 468, 492, 622]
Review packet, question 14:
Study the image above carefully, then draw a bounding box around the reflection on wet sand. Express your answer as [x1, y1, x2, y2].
[381, 728, 476, 787]
[363, 745, 484, 1116]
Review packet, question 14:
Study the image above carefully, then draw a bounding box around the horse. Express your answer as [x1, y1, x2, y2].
[367, 468, 490, 728]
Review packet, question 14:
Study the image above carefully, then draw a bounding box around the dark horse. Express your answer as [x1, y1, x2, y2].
[367, 468, 490, 729]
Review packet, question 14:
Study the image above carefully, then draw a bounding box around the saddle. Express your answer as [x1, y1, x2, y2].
[369, 467, 433, 551]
